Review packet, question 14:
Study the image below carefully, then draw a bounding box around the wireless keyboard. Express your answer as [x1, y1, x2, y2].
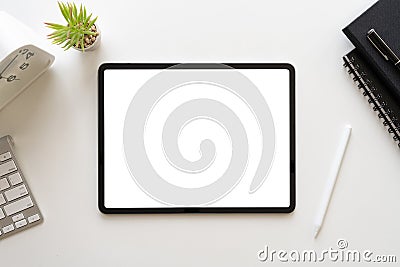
[0, 135, 42, 240]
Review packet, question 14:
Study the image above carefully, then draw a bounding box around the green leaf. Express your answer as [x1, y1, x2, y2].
[68, 3, 75, 25]
[58, 2, 70, 24]
[54, 38, 66, 45]
[73, 3, 77, 22]
[78, 4, 83, 23]
[82, 31, 95, 36]
[62, 39, 71, 49]
[45, 22, 63, 27]
[84, 13, 92, 26]
[48, 26, 65, 31]
[88, 16, 98, 29]
[74, 32, 81, 47]
[48, 30, 67, 39]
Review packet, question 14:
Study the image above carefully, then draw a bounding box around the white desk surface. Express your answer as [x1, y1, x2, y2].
[1, 0, 399, 266]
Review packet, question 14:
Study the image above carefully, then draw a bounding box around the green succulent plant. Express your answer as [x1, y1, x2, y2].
[45, 2, 98, 51]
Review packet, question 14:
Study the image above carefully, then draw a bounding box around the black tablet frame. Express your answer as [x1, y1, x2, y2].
[98, 63, 295, 214]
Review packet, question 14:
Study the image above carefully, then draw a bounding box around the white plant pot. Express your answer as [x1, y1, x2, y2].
[73, 24, 101, 52]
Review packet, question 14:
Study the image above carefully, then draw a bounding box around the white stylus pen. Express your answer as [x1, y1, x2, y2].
[314, 125, 352, 238]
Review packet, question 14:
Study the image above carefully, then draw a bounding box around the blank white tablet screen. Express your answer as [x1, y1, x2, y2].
[103, 66, 291, 209]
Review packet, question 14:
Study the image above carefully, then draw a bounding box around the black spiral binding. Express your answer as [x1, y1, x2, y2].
[343, 55, 400, 148]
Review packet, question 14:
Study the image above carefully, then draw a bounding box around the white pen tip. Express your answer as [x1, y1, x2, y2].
[313, 225, 320, 239]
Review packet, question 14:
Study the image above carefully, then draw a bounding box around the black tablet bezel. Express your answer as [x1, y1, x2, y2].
[98, 63, 295, 214]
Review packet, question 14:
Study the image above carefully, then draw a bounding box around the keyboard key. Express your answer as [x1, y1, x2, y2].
[0, 208, 4, 219]
[4, 196, 33, 216]
[8, 172, 22, 186]
[0, 178, 10, 191]
[0, 160, 17, 177]
[28, 214, 40, 223]
[12, 213, 24, 222]
[15, 219, 27, 228]
[4, 184, 28, 202]
[0, 193, 5, 205]
[0, 152, 11, 162]
[2, 224, 14, 233]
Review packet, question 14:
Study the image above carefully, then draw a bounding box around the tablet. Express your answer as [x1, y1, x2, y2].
[98, 63, 295, 213]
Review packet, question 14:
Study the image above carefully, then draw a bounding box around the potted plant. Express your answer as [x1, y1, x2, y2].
[45, 2, 100, 52]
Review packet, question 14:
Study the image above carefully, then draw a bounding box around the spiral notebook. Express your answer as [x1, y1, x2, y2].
[343, 49, 400, 147]
[342, 0, 400, 104]
[342, 0, 400, 148]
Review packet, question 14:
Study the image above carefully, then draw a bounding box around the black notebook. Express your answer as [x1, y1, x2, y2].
[342, 0, 400, 147]
[343, 0, 400, 103]
[343, 49, 400, 146]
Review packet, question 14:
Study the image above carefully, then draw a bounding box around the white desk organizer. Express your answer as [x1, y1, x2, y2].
[0, 11, 55, 110]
